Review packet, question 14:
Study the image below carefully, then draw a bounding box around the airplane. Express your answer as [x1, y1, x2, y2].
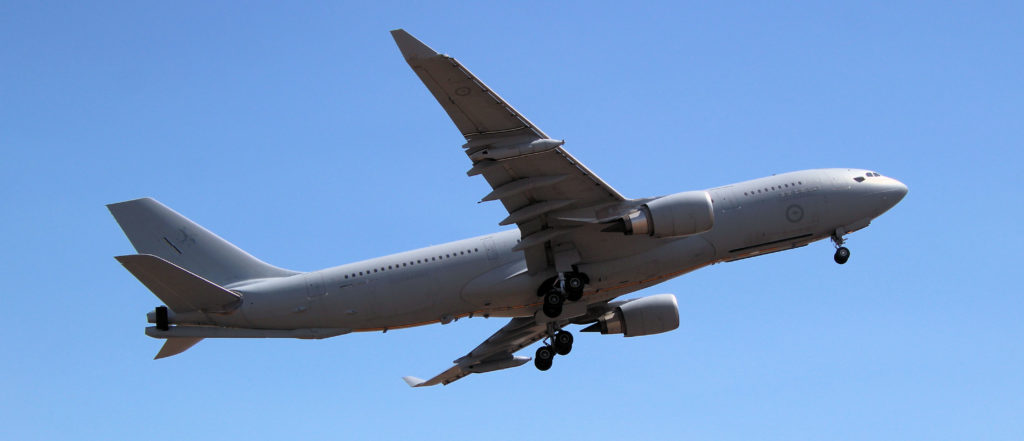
[109, 29, 908, 387]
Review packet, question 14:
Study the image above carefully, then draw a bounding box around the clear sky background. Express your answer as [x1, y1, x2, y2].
[2, 2, 1021, 440]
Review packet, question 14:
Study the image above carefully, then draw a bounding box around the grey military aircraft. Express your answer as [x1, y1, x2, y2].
[109, 30, 907, 387]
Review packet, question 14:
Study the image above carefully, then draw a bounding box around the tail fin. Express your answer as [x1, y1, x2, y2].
[108, 198, 298, 286]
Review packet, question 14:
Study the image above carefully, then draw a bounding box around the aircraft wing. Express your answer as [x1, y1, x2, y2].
[392, 29, 629, 274]
[402, 317, 550, 387]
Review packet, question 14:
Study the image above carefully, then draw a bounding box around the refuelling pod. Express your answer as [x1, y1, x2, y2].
[467, 138, 564, 162]
[604, 191, 714, 238]
[582, 294, 679, 337]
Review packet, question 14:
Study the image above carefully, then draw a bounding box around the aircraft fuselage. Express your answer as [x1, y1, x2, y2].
[164, 168, 906, 333]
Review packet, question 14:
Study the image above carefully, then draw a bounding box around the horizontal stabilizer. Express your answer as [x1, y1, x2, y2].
[155, 337, 203, 359]
[116, 254, 241, 313]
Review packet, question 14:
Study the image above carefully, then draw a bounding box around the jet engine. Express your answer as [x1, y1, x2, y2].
[582, 294, 679, 337]
[603, 191, 714, 238]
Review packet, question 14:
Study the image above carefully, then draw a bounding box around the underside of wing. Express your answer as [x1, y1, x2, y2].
[403, 317, 548, 387]
[392, 30, 636, 273]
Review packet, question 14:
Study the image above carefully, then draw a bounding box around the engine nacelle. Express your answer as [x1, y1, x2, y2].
[584, 294, 679, 337]
[607, 191, 714, 238]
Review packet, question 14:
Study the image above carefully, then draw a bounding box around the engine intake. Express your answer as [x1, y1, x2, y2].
[603, 191, 714, 238]
[582, 294, 679, 337]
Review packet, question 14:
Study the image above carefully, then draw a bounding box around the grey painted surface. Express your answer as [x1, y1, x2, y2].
[109, 30, 908, 386]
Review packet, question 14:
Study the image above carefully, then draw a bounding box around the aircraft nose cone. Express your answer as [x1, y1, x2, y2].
[890, 179, 908, 202]
[880, 178, 908, 209]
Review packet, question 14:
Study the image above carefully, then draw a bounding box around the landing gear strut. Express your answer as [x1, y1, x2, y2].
[534, 329, 575, 371]
[538, 271, 589, 318]
[832, 230, 850, 265]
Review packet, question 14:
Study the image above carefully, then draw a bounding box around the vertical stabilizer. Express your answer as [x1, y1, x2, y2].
[108, 198, 298, 286]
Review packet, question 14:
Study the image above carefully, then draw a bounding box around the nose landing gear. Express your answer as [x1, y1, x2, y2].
[834, 246, 850, 264]
[832, 230, 850, 264]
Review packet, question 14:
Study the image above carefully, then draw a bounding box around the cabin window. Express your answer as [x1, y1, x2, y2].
[854, 176, 865, 182]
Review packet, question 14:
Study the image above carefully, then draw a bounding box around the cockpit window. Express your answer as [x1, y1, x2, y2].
[854, 176, 865, 182]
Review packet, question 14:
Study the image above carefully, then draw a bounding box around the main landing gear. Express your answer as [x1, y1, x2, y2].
[534, 271, 587, 370]
[534, 329, 574, 371]
[538, 271, 589, 318]
[832, 230, 851, 265]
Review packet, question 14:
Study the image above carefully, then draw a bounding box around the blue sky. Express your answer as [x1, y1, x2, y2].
[2, 1, 1021, 440]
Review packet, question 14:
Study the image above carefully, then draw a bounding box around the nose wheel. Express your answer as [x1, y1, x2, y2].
[534, 330, 574, 371]
[831, 229, 851, 265]
[834, 247, 850, 264]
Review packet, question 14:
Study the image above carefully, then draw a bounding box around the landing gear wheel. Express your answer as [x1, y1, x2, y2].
[564, 274, 585, 302]
[534, 345, 555, 371]
[834, 246, 850, 265]
[553, 331, 574, 355]
[542, 302, 563, 318]
[542, 291, 565, 318]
